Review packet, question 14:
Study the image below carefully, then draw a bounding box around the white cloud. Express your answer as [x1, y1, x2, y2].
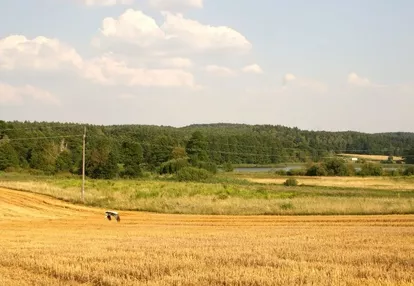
[0, 34, 199, 88]
[205, 65, 236, 77]
[100, 9, 165, 48]
[163, 57, 193, 68]
[242, 64, 263, 74]
[82, 0, 134, 6]
[0, 35, 83, 71]
[149, 0, 203, 10]
[282, 73, 327, 93]
[282, 73, 296, 85]
[347, 72, 372, 87]
[83, 54, 197, 88]
[161, 12, 251, 53]
[0, 82, 60, 106]
[96, 9, 252, 55]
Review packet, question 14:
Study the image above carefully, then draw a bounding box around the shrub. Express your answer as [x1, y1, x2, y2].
[322, 158, 352, 176]
[306, 164, 328, 176]
[286, 168, 306, 176]
[274, 169, 287, 176]
[176, 167, 213, 182]
[404, 166, 414, 176]
[284, 178, 298, 186]
[159, 158, 189, 174]
[121, 164, 143, 178]
[359, 162, 383, 176]
[196, 161, 218, 174]
[383, 169, 401, 176]
[222, 162, 234, 172]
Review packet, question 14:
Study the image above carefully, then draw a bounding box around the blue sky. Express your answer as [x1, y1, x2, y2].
[0, 0, 413, 132]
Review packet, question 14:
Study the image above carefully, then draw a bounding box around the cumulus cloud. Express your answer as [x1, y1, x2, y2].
[99, 10, 165, 48]
[0, 82, 60, 106]
[82, 0, 134, 6]
[149, 0, 203, 10]
[242, 64, 263, 74]
[205, 65, 236, 77]
[161, 12, 251, 53]
[96, 9, 252, 55]
[83, 54, 197, 88]
[282, 73, 327, 93]
[163, 57, 193, 68]
[347, 72, 373, 87]
[0, 35, 198, 88]
[0, 35, 83, 71]
[282, 73, 296, 86]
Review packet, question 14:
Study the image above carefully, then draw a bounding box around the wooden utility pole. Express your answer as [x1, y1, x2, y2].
[81, 126, 86, 202]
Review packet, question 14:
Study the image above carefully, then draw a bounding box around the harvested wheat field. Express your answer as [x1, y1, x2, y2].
[338, 153, 403, 161]
[246, 176, 414, 190]
[0, 188, 413, 286]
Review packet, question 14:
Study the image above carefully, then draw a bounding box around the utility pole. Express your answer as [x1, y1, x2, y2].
[81, 126, 86, 202]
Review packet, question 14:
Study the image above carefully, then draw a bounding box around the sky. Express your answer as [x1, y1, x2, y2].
[0, 0, 413, 133]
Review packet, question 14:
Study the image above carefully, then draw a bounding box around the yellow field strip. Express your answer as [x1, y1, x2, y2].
[338, 153, 403, 161]
[246, 176, 414, 190]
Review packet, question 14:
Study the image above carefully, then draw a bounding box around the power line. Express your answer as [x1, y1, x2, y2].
[0, 124, 86, 132]
[126, 142, 414, 159]
[2, 124, 411, 154]
[5, 135, 83, 141]
[1, 132, 413, 158]
[89, 131, 413, 154]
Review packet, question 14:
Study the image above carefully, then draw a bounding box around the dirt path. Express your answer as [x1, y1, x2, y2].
[0, 187, 103, 221]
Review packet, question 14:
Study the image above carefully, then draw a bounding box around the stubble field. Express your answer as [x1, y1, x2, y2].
[0, 188, 413, 286]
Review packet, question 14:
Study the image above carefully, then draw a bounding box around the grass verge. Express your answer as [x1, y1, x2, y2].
[1, 172, 413, 215]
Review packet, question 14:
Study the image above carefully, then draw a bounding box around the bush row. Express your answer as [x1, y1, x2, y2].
[274, 158, 414, 177]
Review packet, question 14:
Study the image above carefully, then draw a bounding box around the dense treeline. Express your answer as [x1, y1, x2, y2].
[1, 120, 414, 178]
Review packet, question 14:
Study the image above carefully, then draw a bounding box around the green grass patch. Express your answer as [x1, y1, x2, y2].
[1, 172, 414, 215]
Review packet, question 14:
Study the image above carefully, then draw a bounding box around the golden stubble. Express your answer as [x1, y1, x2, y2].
[337, 154, 403, 161]
[0, 188, 413, 286]
[247, 176, 414, 190]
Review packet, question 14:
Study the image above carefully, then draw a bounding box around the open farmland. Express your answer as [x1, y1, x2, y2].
[0, 187, 413, 286]
[242, 175, 414, 190]
[1, 174, 414, 215]
[337, 153, 403, 161]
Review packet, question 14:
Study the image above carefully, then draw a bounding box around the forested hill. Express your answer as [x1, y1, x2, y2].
[1, 120, 414, 176]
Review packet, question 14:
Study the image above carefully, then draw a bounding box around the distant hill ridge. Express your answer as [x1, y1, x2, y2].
[1, 120, 414, 173]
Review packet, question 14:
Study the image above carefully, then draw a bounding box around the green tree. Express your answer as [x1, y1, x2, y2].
[0, 143, 19, 170]
[150, 135, 174, 166]
[171, 146, 187, 159]
[121, 141, 143, 178]
[186, 131, 208, 164]
[402, 147, 414, 164]
[55, 150, 73, 172]
[84, 138, 119, 179]
[29, 142, 58, 173]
